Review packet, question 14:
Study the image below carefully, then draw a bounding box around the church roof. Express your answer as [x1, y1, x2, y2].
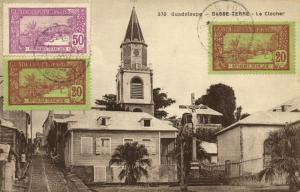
[216, 111, 300, 135]
[123, 7, 145, 43]
[65, 110, 178, 132]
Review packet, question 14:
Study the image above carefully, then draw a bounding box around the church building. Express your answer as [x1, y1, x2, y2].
[116, 7, 154, 115]
[44, 7, 178, 184]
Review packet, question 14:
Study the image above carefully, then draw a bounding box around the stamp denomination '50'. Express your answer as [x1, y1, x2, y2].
[209, 22, 295, 73]
[8, 7, 87, 54]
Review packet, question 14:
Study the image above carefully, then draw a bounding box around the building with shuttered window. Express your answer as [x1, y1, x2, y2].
[43, 7, 178, 185]
[63, 110, 178, 184]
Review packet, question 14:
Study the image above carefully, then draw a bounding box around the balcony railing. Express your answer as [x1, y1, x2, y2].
[195, 123, 222, 129]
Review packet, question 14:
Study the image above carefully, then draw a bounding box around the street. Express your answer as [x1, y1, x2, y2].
[27, 150, 69, 192]
[90, 185, 290, 192]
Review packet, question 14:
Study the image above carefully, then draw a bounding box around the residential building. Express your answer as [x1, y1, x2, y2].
[0, 97, 30, 140]
[179, 104, 223, 130]
[216, 110, 300, 175]
[271, 96, 300, 112]
[63, 110, 177, 183]
[42, 111, 85, 157]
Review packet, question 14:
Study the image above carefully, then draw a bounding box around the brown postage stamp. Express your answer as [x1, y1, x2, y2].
[209, 22, 295, 74]
[3, 59, 89, 110]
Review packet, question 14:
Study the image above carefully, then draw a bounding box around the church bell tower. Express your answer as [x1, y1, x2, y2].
[116, 7, 154, 115]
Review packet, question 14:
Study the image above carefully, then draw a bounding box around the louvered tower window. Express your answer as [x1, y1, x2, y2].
[130, 77, 143, 99]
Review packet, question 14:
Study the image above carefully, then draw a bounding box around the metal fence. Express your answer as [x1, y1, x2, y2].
[201, 157, 264, 178]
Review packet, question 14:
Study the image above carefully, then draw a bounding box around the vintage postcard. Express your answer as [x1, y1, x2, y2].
[0, 0, 300, 192]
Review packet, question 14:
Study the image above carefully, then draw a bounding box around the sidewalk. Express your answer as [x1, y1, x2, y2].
[27, 151, 69, 192]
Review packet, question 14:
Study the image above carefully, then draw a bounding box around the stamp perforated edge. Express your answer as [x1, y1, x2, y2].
[208, 21, 296, 74]
[2, 3, 91, 57]
[3, 57, 91, 110]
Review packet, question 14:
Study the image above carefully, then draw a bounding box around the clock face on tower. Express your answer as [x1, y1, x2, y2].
[133, 49, 140, 57]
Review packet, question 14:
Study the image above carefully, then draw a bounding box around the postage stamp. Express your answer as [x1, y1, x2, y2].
[4, 4, 89, 55]
[209, 22, 295, 73]
[3, 59, 90, 110]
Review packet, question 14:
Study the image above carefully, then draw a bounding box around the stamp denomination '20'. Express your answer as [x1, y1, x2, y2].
[9, 7, 87, 54]
[4, 59, 89, 110]
[210, 22, 295, 73]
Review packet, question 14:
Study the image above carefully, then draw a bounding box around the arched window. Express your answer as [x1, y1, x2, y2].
[130, 77, 143, 99]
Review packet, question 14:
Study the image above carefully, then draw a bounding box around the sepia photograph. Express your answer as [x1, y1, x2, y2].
[0, 0, 300, 191]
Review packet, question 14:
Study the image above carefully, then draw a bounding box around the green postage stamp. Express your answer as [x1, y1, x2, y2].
[209, 22, 295, 74]
[3, 58, 90, 110]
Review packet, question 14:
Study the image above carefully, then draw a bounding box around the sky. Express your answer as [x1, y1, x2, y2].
[1, 0, 300, 137]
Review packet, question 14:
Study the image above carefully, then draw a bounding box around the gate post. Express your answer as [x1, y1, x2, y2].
[225, 160, 231, 178]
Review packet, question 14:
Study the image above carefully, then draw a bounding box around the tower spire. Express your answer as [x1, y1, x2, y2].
[117, 7, 154, 115]
[123, 7, 145, 43]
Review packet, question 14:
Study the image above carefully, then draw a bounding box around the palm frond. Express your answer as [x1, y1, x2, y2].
[110, 141, 151, 185]
[257, 166, 277, 183]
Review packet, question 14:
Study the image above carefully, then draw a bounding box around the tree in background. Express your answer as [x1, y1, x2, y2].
[96, 88, 176, 119]
[153, 88, 176, 119]
[258, 124, 300, 192]
[109, 142, 151, 185]
[195, 128, 221, 143]
[195, 83, 236, 127]
[235, 106, 250, 121]
[95, 94, 125, 111]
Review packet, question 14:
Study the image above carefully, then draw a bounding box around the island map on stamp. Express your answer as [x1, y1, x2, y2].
[210, 22, 295, 73]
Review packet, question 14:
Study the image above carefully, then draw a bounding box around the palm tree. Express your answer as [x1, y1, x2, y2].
[258, 123, 300, 192]
[109, 142, 151, 185]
